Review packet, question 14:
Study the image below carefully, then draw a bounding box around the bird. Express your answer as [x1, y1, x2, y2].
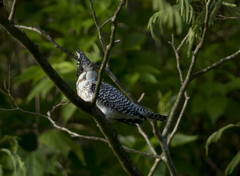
[76, 49, 168, 125]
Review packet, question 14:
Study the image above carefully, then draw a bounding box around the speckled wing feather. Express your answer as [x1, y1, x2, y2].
[81, 81, 168, 123]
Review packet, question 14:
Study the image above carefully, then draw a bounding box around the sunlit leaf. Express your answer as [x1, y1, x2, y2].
[140, 73, 158, 84]
[170, 133, 198, 147]
[61, 103, 77, 125]
[26, 78, 53, 102]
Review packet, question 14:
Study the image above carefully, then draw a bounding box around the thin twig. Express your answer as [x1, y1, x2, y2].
[148, 159, 161, 176]
[137, 92, 145, 103]
[177, 28, 191, 52]
[167, 32, 191, 145]
[137, 93, 157, 155]
[91, 0, 126, 104]
[191, 49, 240, 79]
[150, 121, 178, 176]
[137, 124, 157, 155]
[216, 14, 240, 20]
[15, 25, 78, 60]
[0, 100, 162, 160]
[167, 97, 190, 145]
[101, 18, 112, 29]
[8, 0, 17, 22]
[89, 0, 106, 52]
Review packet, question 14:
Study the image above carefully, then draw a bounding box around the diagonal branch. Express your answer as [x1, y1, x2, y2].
[0, 14, 142, 176]
[15, 25, 78, 60]
[191, 49, 240, 79]
[15, 24, 139, 105]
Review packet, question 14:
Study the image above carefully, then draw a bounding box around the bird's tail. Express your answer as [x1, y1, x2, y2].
[145, 111, 168, 121]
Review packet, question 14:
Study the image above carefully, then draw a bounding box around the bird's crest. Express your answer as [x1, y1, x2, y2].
[76, 48, 91, 77]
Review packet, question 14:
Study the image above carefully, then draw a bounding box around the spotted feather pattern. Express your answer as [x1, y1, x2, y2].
[77, 80, 168, 124]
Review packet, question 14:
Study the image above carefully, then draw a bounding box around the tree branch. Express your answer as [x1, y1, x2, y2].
[91, 0, 126, 104]
[148, 159, 161, 176]
[8, 0, 17, 22]
[0, 14, 143, 176]
[15, 24, 138, 105]
[89, 0, 106, 52]
[162, 0, 213, 138]
[15, 25, 78, 60]
[150, 121, 178, 176]
[191, 49, 240, 79]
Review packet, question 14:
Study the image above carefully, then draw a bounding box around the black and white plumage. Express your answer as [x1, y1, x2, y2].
[76, 49, 168, 125]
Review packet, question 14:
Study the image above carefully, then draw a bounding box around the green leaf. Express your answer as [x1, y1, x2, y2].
[0, 136, 18, 153]
[118, 135, 136, 147]
[25, 150, 45, 176]
[205, 124, 236, 156]
[158, 91, 176, 115]
[39, 130, 84, 161]
[222, 1, 237, 7]
[206, 97, 228, 123]
[140, 73, 158, 84]
[170, 133, 198, 147]
[0, 148, 26, 176]
[14, 66, 45, 86]
[148, 4, 183, 39]
[26, 78, 53, 102]
[225, 151, 240, 175]
[209, 0, 224, 26]
[122, 33, 146, 50]
[61, 103, 77, 125]
[124, 72, 140, 85]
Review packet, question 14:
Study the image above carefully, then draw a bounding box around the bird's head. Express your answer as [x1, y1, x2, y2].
[76, 49, 97, 81]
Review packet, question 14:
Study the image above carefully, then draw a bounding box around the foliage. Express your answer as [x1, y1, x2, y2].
[149, 0, 240, 56]
[0, 0, 240, 175]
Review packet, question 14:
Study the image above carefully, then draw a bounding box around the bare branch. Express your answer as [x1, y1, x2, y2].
[167, 97, 190, 145]
[137, 92, 145, 103]
[191, 49, 240, 79]
[91, 0, 126, 104]
[150, 121, 178, 176]
[148, 159, 161, 176]
[167, 32, 190, 144]
[137, 92, 157, 155]
[137, 124, 157, 155]
[216, 14, 240, 20]
[15, 25, 78, 60]
[8, 0, 17, 22]
[177, 28, 191, 51]
[162, 0, 213, 138]
[101, 17, 112, 29]
[88, 0, 106, 52]
[50, 100, 70, 114]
